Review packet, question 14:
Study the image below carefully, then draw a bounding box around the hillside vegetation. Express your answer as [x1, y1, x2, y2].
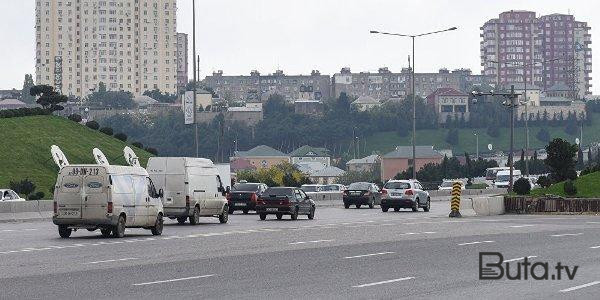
[531, 171, 600, 198]
[0, 116, 152, 196]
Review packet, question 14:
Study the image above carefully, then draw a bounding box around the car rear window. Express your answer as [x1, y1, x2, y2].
[233, 183, 260, 192]
[348, 182, 371, 190]
[301, 185, 320, 192]
[384, 182, 411, 189]
[264, 187, 294, 197]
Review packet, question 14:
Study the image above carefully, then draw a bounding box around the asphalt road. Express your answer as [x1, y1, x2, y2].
[1, 201, 599, 299]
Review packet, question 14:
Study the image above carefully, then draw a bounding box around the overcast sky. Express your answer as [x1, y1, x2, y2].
[1, 0, 597, 94]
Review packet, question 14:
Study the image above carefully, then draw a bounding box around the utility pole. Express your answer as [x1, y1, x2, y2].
[474, 133, 479, 159]
[192, 0, 198, 157]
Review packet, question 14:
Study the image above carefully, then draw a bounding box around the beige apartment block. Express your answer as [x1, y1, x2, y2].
[35, 0, 178, 98]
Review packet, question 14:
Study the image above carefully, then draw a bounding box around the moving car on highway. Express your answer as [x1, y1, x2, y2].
[342, 182, 381, 209]
[323, 184, 346, 192]
[438, 180, 466, 191]
[256, 187, 315, 220]
[0, 189, 25, 202]
[300, 184, 325, 193]
[380, 180, 430, 212]
[147, 157, 229, 225]
[226, 182, 268, 214]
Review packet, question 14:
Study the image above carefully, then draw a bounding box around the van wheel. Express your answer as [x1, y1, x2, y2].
[100, 228, 112, 238]
[189, 206, 200, 225]
[394, 207, 400, 212]
[112, 215, 126, 238]
[219, 207, 229, 224]
[259, 214, 267, 220]
[382, 206, 389, 212]
[243, 209, 249, 214]
[276, 213, 283, 220]
[355, 204, 361, 209]
[58, 225, 72, 238]
[308, 206, 315, 219]
[151, 215, 163, 236]
[177, 217, 187, 225]
[344, 203, 350, 209]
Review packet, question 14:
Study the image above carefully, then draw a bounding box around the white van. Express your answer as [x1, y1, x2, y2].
[494, 169, 522, 188]
[147, 157, 229, 225]
[52, 165, 164, 238]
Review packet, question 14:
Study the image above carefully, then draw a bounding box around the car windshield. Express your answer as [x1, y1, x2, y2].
[496, 175, 510, 182]
[323, 185, 339, 191]
[348, 182, 371, 190]
[232, 183, 260, 192]
[301, 185, 320, 192]
[384, 182, 410, 189]
[264, 187, 294, 196]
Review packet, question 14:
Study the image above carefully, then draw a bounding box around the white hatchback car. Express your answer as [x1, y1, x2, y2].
[0, 189, 26, 202]
[381, 180, 430, 212]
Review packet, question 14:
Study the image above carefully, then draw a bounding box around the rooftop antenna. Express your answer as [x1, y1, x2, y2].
[50, 145, 70, 169]
[93, 148, 110, 166]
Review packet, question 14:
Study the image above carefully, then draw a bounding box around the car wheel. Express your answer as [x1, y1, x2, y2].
[308, 206, 315, 219]
[382, 206, 389, 212]
[276, 213, 283, 220]
[243, 209, 249, 214]
[355, 204, 361, 209]
[291, 208, 299, 220]
[177, 217, 187, 225]
[394, 207, 400, 212]
[259, 213, 267, 220]
[112, 215, 126, 238]
[412, 199, 419, 212]
[151, 214, 164, 235]
[189, 206, 200, 225]
[344, 203, 350, 209]
[219, 206, 229, 224]
[100, 228, 112, 238]
[58, 225, 72, 238]
[423, 198, 431, 212]
[368, 198, 374, 209]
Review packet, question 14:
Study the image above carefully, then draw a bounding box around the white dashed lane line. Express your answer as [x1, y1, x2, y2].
[559, 281, 600, 293]
[508, 225, 535, 228]
[550, 233, 584, 237]
[344, 252, 395, 259]
[133, 274, 215, 286]
[289, 239, 333, 245]
[504, 256, 537, 263]
[352, 277, 415, 288]
[457, 241, 495, 246]
[84, 258, 139, 264]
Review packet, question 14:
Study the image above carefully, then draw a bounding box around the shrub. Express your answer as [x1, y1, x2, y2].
[99, 127, 114, 136]
[68, 114, 82, 122]
[85, 120, 100, 130]
[9, 178, 36, 197]
[27, 191, 45, 200]
[114, 132, 127, 142]
[536, 175, 552, 188]
[35, 191, 45, 199]
[132, 142, 144, 149]
[145, 147, 158, 155]
[563, 179, 577, 196]
[513, 178, 531, 195]
[581, 164, 600, 176]
[0, 107, 49, 118]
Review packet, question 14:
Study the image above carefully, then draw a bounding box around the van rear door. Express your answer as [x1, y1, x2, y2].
[57, 172, 83, 219]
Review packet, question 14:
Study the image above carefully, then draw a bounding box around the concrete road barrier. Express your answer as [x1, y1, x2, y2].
[472, 196, 505, 216]
[458, 198, 477, 217]
[0, 200, 53, 223]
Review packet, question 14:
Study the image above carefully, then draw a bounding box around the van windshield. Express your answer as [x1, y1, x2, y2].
[496, 175, 510, 182]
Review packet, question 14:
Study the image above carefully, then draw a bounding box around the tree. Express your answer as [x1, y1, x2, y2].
[513, 178, 531, 195]
[85, 120, 100, 130]
[445, 128, 459, 145]
[143, 88, 177, 103]
[21, 74, 36, 104]
[114, 133, 128, 142]
[545, 138, 578, 182]
[577, 147, 584, 170]
[9, 179, 36, 199]
[29, 84, 67, 111]
[87, 89, 136, 109]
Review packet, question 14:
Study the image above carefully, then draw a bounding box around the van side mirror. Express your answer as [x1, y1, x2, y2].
[226, 186, 231, 193]
[305, 195, 310, 200]
[158, 189, 164, 198]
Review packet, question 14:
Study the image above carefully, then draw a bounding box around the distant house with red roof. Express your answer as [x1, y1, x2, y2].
[426, 88, 470, 124]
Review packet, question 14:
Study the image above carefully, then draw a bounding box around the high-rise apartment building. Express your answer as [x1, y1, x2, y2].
[35, 0, 178, 98]
[176, 32, 188, 94]
[480, 10, 592, 98]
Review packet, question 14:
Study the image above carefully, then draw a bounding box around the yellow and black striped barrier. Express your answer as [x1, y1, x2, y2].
[449, 181, 462, 218]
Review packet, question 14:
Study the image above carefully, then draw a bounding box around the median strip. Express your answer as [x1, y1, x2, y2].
[352, 277, 415, 288]
[344, 252, 395, 259]
[559, 281, 600, 293]
[133, 274, 215, 286]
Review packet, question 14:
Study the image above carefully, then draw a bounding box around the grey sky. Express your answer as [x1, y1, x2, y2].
[1, 0, 597, 94]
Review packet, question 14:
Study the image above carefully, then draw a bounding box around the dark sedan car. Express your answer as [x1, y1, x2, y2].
[226, 182, 268, 214]
[256, 187, 315, 220]
[343, 182, 382, 209]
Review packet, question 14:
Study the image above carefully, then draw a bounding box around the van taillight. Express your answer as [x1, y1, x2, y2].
[186, 196, 190, 207]
[250, 193, 258, 202]
[405, 190, 414, 196]
[381, 189, 388, 195]
[107, 202, 113, 214]
[53, 201, 57, 214]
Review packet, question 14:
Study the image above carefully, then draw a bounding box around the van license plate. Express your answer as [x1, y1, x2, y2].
[266, 208, 278, 212]
[58, 209, 81, 218]
[235, 203, 246, 207]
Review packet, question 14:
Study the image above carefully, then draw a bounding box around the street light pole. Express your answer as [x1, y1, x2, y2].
[370, 27, 457, 180]
[192, 0, 199, 157]
[474, 133, 479, 159]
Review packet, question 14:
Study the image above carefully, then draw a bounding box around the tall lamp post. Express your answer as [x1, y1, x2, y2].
[192, 0, 199, 157]
[474, 133, 479, 160]
[370, 27, 457, 179]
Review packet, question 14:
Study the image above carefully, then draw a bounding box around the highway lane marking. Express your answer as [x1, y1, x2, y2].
[457, 241, 495, 246]
[559, 281, 600, 293]
[352, 277, 415, 288]
[587, 222, 600, 224]
[0, 229, 38, 232]
[133, 274, 215, 286]
[84, 258, 138, 264]
[344, 252, 395, 259]
[508, 225, 535, 228]
[504, 256, 538, 263]
[550, 233, 584, 237]
[289, 239, 334, 245]
[590, 245, 600, 249]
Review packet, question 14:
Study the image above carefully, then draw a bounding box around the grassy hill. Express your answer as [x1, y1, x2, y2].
[531, 171, 600, 198]
[0, 116, 152, 197]
[361, 112, 600, 156]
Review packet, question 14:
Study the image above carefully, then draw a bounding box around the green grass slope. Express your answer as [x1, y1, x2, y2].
[362, 113, 600, 156]
[531, 171, 600, 198]
[0, 116, 152, 197]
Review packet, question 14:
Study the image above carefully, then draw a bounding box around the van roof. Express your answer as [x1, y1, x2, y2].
[61, 164, 149, 176]
[148, 157, 214, 167]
